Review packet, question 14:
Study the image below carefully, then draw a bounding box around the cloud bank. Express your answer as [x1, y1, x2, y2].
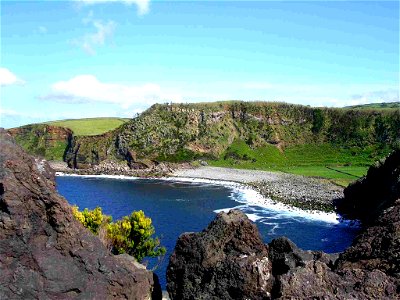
[40, 75, 182, 108]
[0, 68, 24, 87]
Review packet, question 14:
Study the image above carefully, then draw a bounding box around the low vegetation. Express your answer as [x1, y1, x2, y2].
[9, 101, 400, 186]
[345, 101, 399, 110]
[72, 206, 166, 262]
[209, 139, 392, 186]
[47, 117, 130, 136]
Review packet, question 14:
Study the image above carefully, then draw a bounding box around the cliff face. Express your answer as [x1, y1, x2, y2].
[64, 131, 115, 169]
[167, 150, 400, 299]
[110, 102, 400, 162]
[336, 149, 400, 223]
[8, 102, 400, 169]
[0, 129, 160, 299]
[8, 124, 73, 161]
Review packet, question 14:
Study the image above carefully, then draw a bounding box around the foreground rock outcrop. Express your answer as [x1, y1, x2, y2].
[167, 210, 273, 299]
[167, 150, 400, 299]
[0, 129, 161, 299]
[336, 149, 400, 224]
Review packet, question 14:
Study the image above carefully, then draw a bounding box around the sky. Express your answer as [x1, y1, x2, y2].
[0, 0, 399, 128]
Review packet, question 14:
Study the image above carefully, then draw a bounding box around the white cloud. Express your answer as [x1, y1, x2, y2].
[72, 18, 116, 55]
[349, 89, 399, 106]
[0, 68, 24, 87]
[38, 26, 47, 33]
[77, 0, 150, 15]
[40, 75, 182, 108]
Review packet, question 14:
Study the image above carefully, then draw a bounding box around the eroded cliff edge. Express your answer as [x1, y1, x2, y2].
[167, 150, 400, 299]
[0, 129, 161, 299]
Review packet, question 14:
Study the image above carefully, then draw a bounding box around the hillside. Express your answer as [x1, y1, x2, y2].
[7, 124, 73, 161]
[7, 118, 130, 161]
[9, 101, 400, 185]
[345, 101, 400, 110]
[46, 117, 130, 136]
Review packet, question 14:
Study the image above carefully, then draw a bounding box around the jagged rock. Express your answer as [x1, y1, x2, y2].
[166, 210, 273, 300]
[167, 208, 399, 299]
[275, 261, 397, 299]
[336, 198, 400, 277]
[268, 237, 337, 276]
[335, 149, 400, 223]
[0, 129, 160, 299]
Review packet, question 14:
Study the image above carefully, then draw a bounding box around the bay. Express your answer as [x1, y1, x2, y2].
[56, 175, 359, 289]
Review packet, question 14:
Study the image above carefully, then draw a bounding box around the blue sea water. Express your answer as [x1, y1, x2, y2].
[56, 175, 359, 289]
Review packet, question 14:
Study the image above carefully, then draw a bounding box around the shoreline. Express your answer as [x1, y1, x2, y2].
[171, 166, 343, 213]
[51, 161, 344, 215]
[56, 168, 346, 224]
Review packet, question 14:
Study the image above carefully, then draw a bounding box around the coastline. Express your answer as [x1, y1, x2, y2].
[171, 166, 343, 213]
[55, 165, 345, 224]
[51, 161, 344, 215]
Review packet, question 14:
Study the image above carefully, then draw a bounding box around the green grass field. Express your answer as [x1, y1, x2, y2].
[46, 117, 130, 136]
[208, 140, 389, 186]
[345, 101, 399, 110]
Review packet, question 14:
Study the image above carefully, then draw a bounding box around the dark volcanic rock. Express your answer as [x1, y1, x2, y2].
[167, 210, 273, 300]
[335, 149, 400, 223]
[0, 129, 160, 299]
[268, 237, 338, 276]
[168, 209, 399, 299]
[336, 198, 400, 277]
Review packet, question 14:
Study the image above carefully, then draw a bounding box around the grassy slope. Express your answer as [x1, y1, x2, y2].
[345, 101, 399, 110]
[208, 139, 391, 186]
[12, 102, 398, 186]
[111, 102, 398, 186]
[47, 117, 130, 136]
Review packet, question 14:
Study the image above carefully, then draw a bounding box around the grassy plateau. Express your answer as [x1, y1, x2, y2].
[46, 117, 130, 136]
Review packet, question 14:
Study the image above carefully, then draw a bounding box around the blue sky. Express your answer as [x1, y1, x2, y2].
[1, 0, 399, 128]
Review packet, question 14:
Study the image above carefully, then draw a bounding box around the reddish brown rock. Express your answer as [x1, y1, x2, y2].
[0, 129, 160, 299]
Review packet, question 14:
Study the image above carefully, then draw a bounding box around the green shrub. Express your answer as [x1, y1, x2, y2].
[107, 210, 166, 262]
[72, 206, 165, 262]
[72, 206, 111, 234]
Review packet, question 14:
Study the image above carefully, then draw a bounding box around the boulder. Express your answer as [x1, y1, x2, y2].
[167, 210, 273, 300]
[0, 129, 161, 299]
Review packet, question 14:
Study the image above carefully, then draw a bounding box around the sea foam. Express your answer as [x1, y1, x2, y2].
[56, 173, 343, 224]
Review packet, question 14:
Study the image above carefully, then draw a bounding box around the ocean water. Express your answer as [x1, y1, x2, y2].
[56, 175, 360, 289]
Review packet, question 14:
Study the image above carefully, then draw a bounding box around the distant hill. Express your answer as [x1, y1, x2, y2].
[345, 101, 399, 110]
[46, 117, 130, 136]
[7, 117, 130, 161]
[8, 102, 400, 185]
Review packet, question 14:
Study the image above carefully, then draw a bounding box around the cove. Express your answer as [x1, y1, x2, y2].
[56, 175, 359, 289]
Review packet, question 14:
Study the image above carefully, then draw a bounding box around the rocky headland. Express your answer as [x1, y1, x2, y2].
[167, 149, 400, 299]
[0, 129, 162, 299]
